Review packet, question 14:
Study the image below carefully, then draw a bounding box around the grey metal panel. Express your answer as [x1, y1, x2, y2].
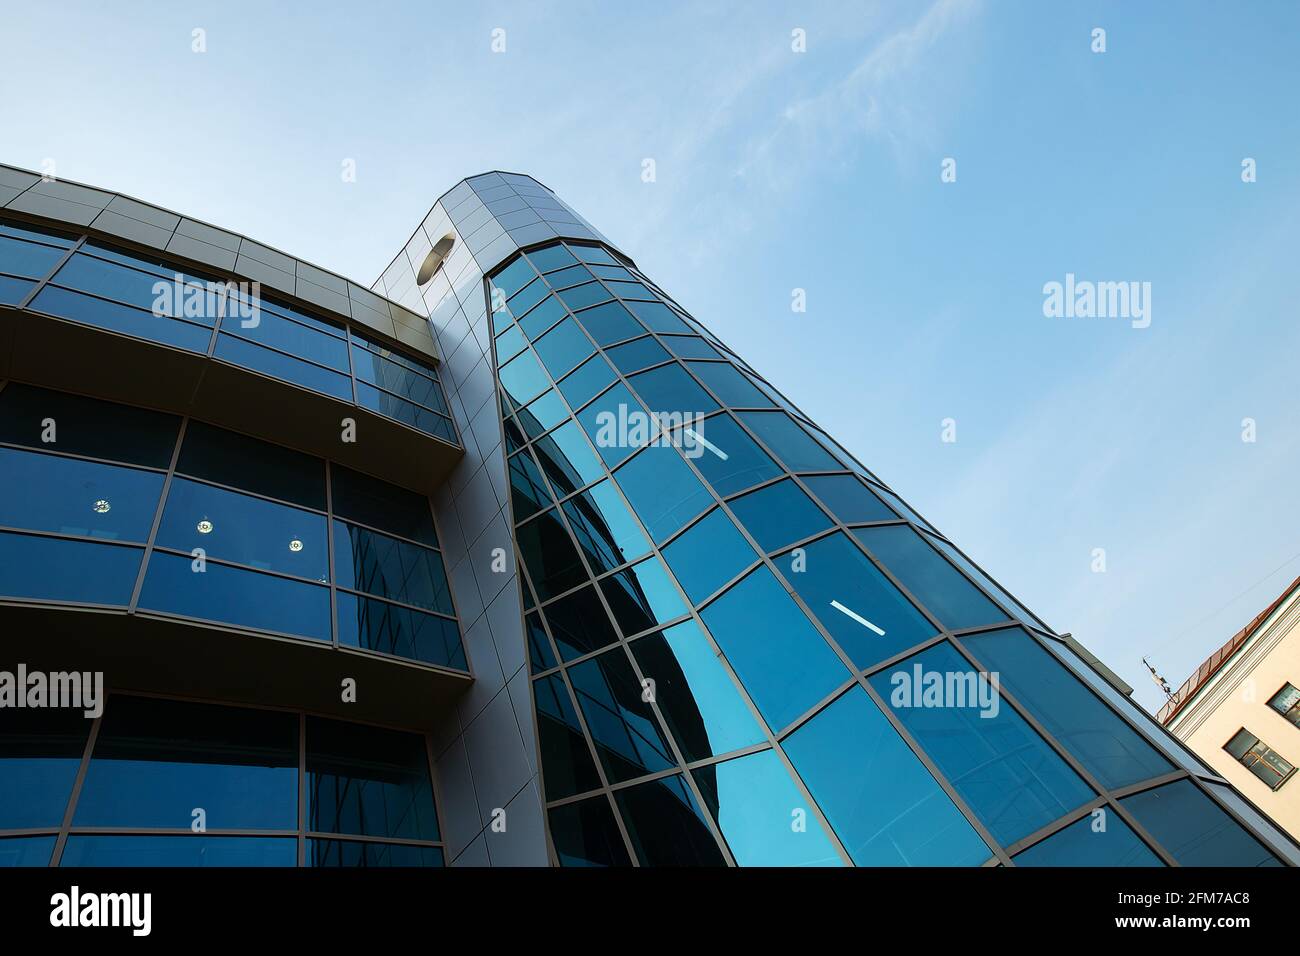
[90, 208, 174, 250]
[294, 275, 351, 316]
[165, 231, 238, 271]
[106, 194, 181, 230]
[175, 217, 241, 251]
[6, 190, 103, 226]
[232, 253, 296, 299]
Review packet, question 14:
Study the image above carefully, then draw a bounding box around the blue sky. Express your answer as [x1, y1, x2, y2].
[4, 0, 1298, 711]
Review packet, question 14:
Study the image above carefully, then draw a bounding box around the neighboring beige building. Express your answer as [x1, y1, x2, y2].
[1159, 576, 1300, 840]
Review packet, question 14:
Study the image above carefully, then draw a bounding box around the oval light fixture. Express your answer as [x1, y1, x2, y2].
[416, 234, 456, 285]
[289, 539, 304, 552]
[197, 519, 214, 534]
[92, 499, 111, 514]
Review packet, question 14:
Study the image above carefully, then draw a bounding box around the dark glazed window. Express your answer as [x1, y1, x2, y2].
[687, 361, 774, 408]
[1120, 780, 1281, 867]
[568, 648, 676, 784]
[0, 383, 180, 467]
[784, 688, 990, 866]
[599, 556, 689, 637]
[0, 709, 91, 829]
[628, 362, 719, 416]
[332, 521, 453, 615]
[547, 796, 631, 867]
[0, 448, 164, 542]
[1268, 683, 1300, 727]
[738, 411, 841, 472]
[179, 420, 325, 511]
[572, 300, 645, 347]
[561, 479, 651, 575]
[700, 565, 848, 732]
[533, 674, 602, 800]
[509, 448, 553, 520]
[801, 474, 897, 524]
[526, 611, 558, 673]
[606, 335, 670, 374]
[307, 840, 443, 867]
[614, 774, 727, 866]
[1012, 814, 1162, 867]
[74, 696, 297, 830]
[330, 464, 437, 547]
[544, 585, 620, 662]
[336, 592, 466, 669]
[532, 420, 605, 494]
[629, 620, 764, 763]
[870, 642, 1094, 846]
[0, 533, 142, 605]
[1224, 729, 1295, 790]
[306, 717, 440, 841]
[0, 836, 56, 867]
[516, 508, 588, 601]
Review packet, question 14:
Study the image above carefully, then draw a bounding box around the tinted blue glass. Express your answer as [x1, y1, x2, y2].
[53, 253, 217, 323]
[776, 532, 935, 670]
[495, 322, 527, 363]
[700, 566, 849, 731]
[336, 592, 465, 668]
[687, 361, 774, 408]
[543, 585, 620, 662]
[785, 687, 991, 866]
[32, 286, 212, 353]
[572, 300, 644, 346]
[557, 353, 617, 409]
[0, 837, 55, 867]
[532, 420, 605, 495]
[730, 478, 831, 553]
[548, 796, 632, 867]
[607, 335, 670, 374]
[607, 279, 657, 300]
[74, 696, 297, 829]
[518, 389, 568, 440]
[527, 243, 579, 272]
[518, 295, 566, 340]
[527, 612, 558, 673]
[557, 281, 612, 312]
[562, 479, 651, 574]
[544, 263, 594, 289]
[507, 276, 549, 316]
[0, 384, 180, 467]
[626, 300, 691, 333]
[138, 551, 331, 640]
[534, 316, 595, 380]
[351, 350, 447, 413]
[568, 244, 616, 266]
[491, 256, 538, 298]
[802, 474, 897, 524]
[615, 774, 727, 866]
[569, 647, 676, 783]
[0, 234, 65, 278]
[215, 334, 353, 400]
[679, 413, 781, 496]
[0, 219, 75, 246]
[614, 445, 711, 542]
[869, 483, 938, 533]
[854, 524, 1008, 630]
[926, 532, 1040, 626]
[599, 556, 689, 637]
[60, 836, 296, 867]
[231, 312, 350, 371]
[1120, 780, 1281, 867]
[156, 477, 328, 579]
[516, 508, 588, 601]
[694, 749, 843, 866]
[662, 334, 723, 360]
[0, 709, 90, 829]
[738, 411, 841, 472]
[534, 674, 603, 800]
[590, 263, 635, 281]
[662, 507, 757, 604]
[870, 642, 1094, 846]
[333, 520, 452, 614]
[630, 619, 765, 762]
[575, 382, 648, 467]
[307, 840, 443, 867]
[0, 448, 163, 541]
[498, 348, 551, 407]
[330, 464, 437, 547]
[0, 533, 140, 604]
[0, 275, 32, 304]
[1013, 814, 1162, 867]
[509, 449, 553, 520]
[629, 362, 719, 418]
[358, 387, 457, 442]
[963, 628, 1173, 789]
[307, 716, 440, 840]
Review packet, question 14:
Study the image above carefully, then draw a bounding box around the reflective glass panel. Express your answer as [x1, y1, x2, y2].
[0, 384, 179, 467]
[572, 301, 645, 347]
[738, 411, 841, 472]
[628, 363, 719, 417]
[516, 508, 588, 601]
[307, 840, 443, 867]
[534, 317, 595, 380]
[613, 445, 711, 542]
[0, 533, 141, 605]
[729, 478, 832, 553]
[333, 520, 452, 615]
[661, 507, 757, 604]
[0, 836, 56, 867]
[687, 361, 774, 408]
[680, 413, 781, 496]
[801, 474, 897, 524]
[557, 352, 617, 409]
[614, 774, 727, 866]
[1013, 814, 1162, 867]
[575, 382, 647, 467]
[336, 592, 466, 669]
[561, 479, 651, 575]
[599, 556, 689, 637]
[547, 796, 631, 867]
[543, 585, 620, 662]
[179, 420, 324, 511]
[1120, 780, 1281, 867]
[60, 836, 296, 867]
[0, 448, 163, 542]
[0, 709, 90, 829]
[568, 648, 676, 784]
[534, 673, 603, 800]
[330, 464, 436, 547]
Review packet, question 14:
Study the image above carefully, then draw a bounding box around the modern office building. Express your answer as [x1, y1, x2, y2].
[0, 162, 1295, 867]
[1159, 576, 1300, 842]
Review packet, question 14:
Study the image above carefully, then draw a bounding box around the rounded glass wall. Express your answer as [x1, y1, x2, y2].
[490, 240, 1294, 868]
[0, 382, 465, 671]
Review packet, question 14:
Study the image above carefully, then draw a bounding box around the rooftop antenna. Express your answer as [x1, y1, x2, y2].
[1143, 657, 1174, 702]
